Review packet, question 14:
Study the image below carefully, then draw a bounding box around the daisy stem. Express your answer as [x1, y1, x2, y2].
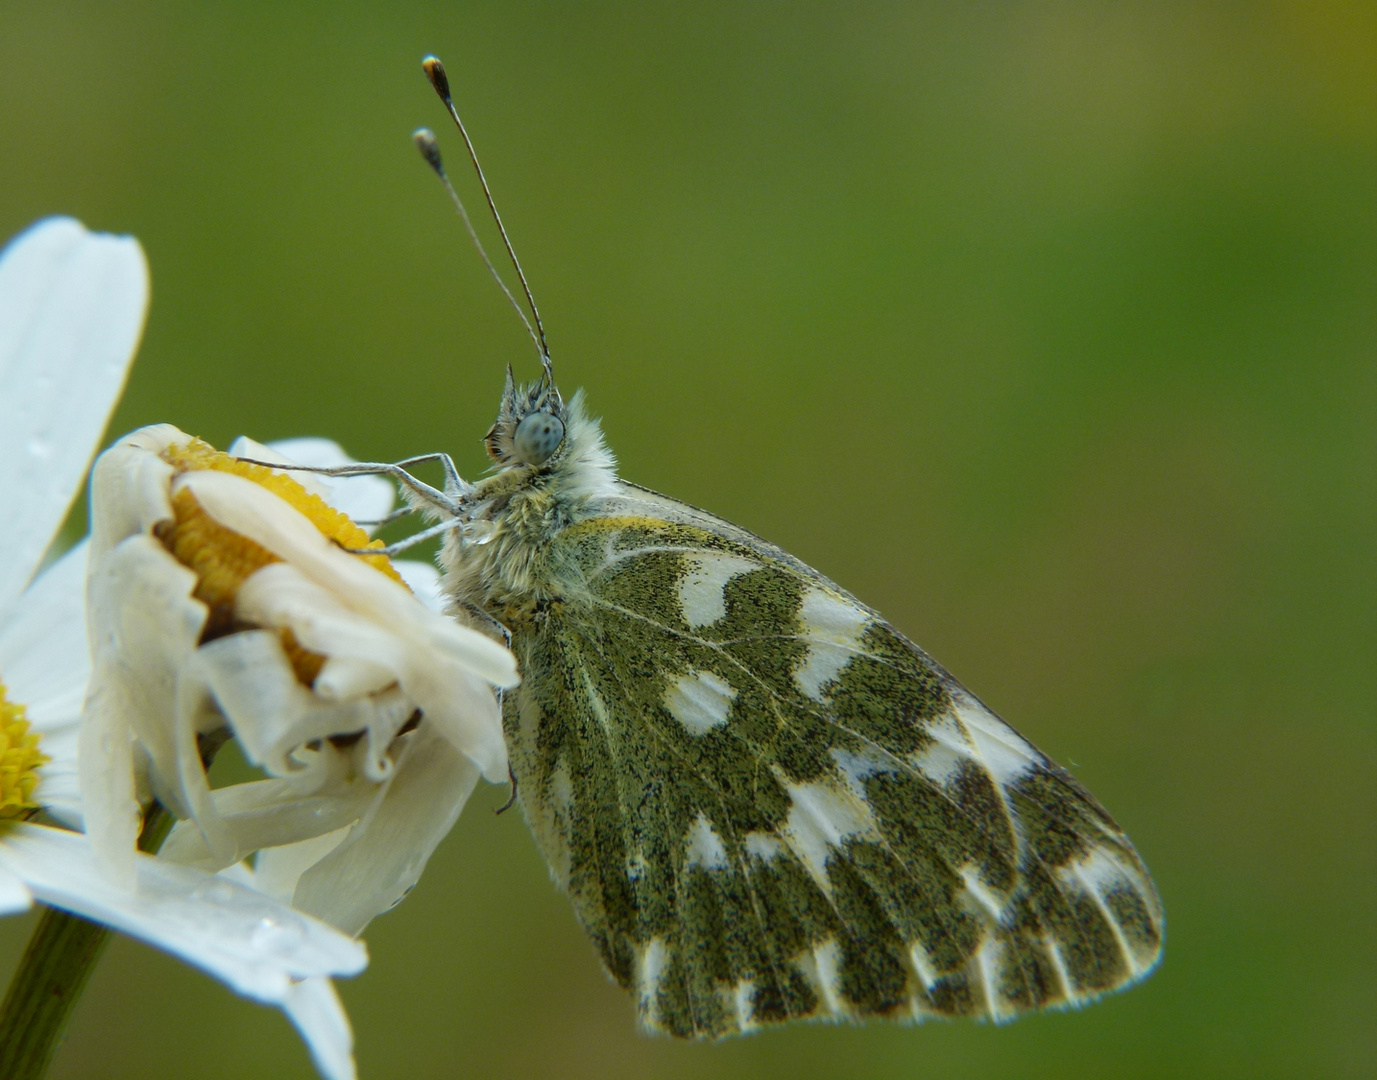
[0, 802, 172, 1080]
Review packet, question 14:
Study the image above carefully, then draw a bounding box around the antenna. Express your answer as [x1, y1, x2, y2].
[420, 54, 552, 377]
[413, 128, 544, 363]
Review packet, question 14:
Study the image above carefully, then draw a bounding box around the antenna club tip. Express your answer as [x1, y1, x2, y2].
[413, 128, 444, 172]
[421, 55, 452, 101]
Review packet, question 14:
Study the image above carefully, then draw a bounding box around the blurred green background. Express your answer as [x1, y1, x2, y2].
[2, 3, 1373, 1078]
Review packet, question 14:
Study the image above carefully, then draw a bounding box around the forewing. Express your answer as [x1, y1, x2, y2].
[506, 504, 1162, 1038]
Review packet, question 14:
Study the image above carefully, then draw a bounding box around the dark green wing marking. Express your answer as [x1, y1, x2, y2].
[503, 512, 1162, 1038]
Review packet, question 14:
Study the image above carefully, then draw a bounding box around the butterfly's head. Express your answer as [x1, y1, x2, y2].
[484, 363, 567, 470]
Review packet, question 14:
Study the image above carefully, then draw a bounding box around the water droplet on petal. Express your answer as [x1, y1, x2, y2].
[250, 914, 305, 954]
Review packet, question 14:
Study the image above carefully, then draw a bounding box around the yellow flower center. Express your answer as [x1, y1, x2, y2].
[155, 439, 406, 686]
[0, 677, 48, 820]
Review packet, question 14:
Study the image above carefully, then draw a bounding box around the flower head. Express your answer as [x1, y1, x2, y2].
[0, 218, 368, 1080]
[82, 423, 519, 934]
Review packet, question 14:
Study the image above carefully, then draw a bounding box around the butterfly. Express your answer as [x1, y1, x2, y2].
[344, 55, 1162, 1039]
[418, 361, 1164, 1038]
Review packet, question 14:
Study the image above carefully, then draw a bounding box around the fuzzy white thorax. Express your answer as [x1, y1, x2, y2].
[439, 388, 618, 608]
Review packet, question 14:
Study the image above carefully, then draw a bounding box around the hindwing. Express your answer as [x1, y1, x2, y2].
[502, 496, 1163, 1038]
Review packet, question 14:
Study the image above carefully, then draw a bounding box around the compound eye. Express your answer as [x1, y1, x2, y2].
[512, 411, 565, 466]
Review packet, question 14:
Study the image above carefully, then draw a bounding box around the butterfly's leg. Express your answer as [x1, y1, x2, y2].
[234, 456, 462, 515]
[351, 505, 420, 529]
[391, 452, 466, 500]
[339, 516, 464, 557]
[495, 763, 519, 816]
[454, 601, 512, 649]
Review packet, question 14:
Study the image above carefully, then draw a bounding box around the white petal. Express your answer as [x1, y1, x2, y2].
[248, 828, 352, 906]
[238, 561, 508, 782]
[172, 634, 392, 868]
[0, 218, 148, 616]
[87, 423, 184, 562]
[228, 437, 333, 500]
[192, 631, 332, 774]
[283, 977, 357, 1080]
[294, 725, 481, 936]
[160, 753, 378, 872]
[191, 630, 410, 783]
[315, 655, 397, 702]
[394, 558, 445, 613]
[177, 469, 517, 688]
[0, 823, 367, 1002]
[0, 861, 34, 915]
[32, 725, 83, 827]
[0, 539, 89, 736]
[81, 533, 206, 888]
[75, 692, 139, 893]
[259, 437, 396, 530]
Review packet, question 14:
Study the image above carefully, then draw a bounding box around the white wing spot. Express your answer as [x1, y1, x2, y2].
[794, 588, 870, 701]
[664, 668, 736, 736]
[830, 745, 895, 797]
[1044, 936, 1079, 1004]
[678, 552, 758, 628]
[910, 710, 977, 787]
[908, 941, 939, 992]
[733, 979, 757, 1032]
[781, 776, 883, 893]
[959, 864, 1008, 925]
[975, 938, 1007, 1022]
[954, 693, 1041, 788]
[637, 937, 669, 1023]
[684, 812, 729, 871]
[744, 830, 785, 863]
[1060, 848, 1153, 978]
[626, 849, 647, 883]
[811, 938, 845, 1015]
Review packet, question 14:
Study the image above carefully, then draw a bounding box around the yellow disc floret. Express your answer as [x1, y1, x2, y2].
[155, 439, 406, 686]
[0, 678, 47, 820]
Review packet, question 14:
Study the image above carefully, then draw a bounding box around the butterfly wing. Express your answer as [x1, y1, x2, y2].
[504, 481, 1163, 1038]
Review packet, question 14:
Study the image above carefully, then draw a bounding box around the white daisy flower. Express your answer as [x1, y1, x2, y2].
[80, 422, 519, 936]
[0, 217, 368, 1080]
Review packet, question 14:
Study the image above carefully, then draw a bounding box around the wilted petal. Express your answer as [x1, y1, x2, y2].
[256, 436, 396, 530]
[227, 437, 335, 501]
[176, 469, 516, 688]
[81, 533, 206, 888]
[294, 725, 481, 935]
[177, 469, 515, 779]
[247, 829, 352, 907]
[236, 560, 507, 782]
[88, 424, 185, 562]
[160, 749, 378, 872]
[191, 630, 366, 775]
[314, 654, 397, 703]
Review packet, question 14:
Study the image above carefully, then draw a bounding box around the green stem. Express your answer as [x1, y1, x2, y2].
[0, 804, 170, 1080]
